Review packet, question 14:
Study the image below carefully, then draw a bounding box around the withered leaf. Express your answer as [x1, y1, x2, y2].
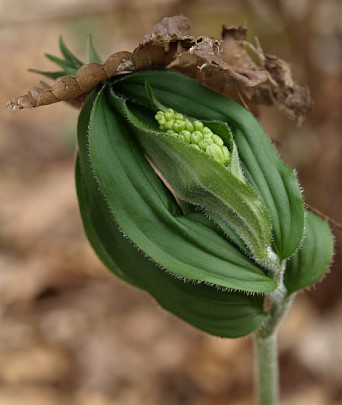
[6, 15, 312, 124]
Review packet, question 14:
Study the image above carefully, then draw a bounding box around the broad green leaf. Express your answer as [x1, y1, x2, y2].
[84, 89, 275, 293]
[76, 89, 140, 287]
[77, 160, 267, 337]
[75, 91, 267, 337]
[113, 70, 305, 261]
[108, 90, 273, 266]
[285, 211, 334, 295]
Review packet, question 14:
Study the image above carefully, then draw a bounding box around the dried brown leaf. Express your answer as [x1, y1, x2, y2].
[6, 15, 312, 123]
[152, 15, 191, 37]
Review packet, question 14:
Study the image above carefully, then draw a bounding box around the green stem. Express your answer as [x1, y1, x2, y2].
[255, 332, 278, 405]
[253, 261, 292, 405]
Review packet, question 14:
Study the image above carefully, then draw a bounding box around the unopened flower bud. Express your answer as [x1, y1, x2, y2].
[222, 146, 230, 162]
[179, 130, 191, 142]
[212, 134, 224, 147]
[203, 127, 213, 137]
[193, 121, 204, 131]
[191, 131, 203, 144]
[206, 144, 227, 166]
[165, 129, 178, 137]
[185, 121, 194, 132]
[190, 144, 201, 151]
[165, 120, 175, 130]
[174, 112, 184, 120]
[173, 120, 186, 132]
[164, 108, 174, 121]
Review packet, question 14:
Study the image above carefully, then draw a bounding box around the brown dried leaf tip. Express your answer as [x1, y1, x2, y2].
[6, 15, 312, 124]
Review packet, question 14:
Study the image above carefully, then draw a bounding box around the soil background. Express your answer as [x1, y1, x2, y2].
[0, 0, 341, 404]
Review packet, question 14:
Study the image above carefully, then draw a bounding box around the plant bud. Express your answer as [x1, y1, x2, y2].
[173, 120, 186, 132]
[193, 121, 204, 131]
[8, 31, 333, 341]
[206, 143, 227, 166]
[190, 131, 203, 144]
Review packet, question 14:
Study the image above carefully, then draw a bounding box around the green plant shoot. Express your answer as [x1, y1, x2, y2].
[8, 31, 334, 405]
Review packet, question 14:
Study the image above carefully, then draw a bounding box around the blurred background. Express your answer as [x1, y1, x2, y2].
[0, 0, 341, 404]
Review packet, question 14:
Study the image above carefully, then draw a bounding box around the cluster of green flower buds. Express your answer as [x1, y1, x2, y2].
[155, 109, 230, 167]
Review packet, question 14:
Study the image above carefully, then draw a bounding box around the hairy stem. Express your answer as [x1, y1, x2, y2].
[259, 262, 290, 338]
[254, 261, 292, 405]
[255, 333, 278, 405]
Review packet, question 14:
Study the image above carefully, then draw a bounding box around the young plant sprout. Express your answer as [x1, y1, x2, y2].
[6, 16, 334, 405]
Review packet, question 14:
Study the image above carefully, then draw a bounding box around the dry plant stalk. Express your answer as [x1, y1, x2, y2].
[6, 15, 312, 124]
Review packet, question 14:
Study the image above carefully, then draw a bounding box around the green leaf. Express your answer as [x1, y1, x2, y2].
[285, 211, 334, 295]
[75, 90, 267, 337]
[108, 90, 274, 266]
[28, 68, 66, 80]
[113, 70, 305, 261]
[77, 159, 267, 337]
[84, 88, 275, 293]
[76, 90, 267, 336]
[87, 35, 102, 63]
[75, 89, 140, 287]
[58, 35, 83, 69]
[29, 37, 84, 81]
[44, 53, 78, 73]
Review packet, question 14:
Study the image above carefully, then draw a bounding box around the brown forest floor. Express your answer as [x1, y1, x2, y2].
[0, 1, 341, 404]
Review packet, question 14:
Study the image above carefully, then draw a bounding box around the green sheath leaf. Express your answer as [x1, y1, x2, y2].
[76, 91, 267, 335]
[75, 91, 267, 337]
[76, 160, 267, 337]
[76, 90, 140, 287]
[83, 89, 275, 293]
[110, 92, 273, 264]
[113, 70, 305, 261]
